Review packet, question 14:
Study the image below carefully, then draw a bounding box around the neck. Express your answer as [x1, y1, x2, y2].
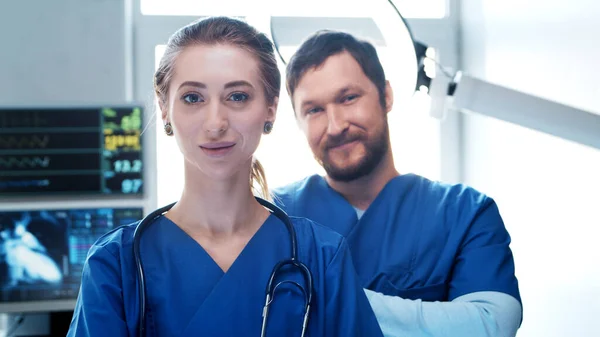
[325, 148, 399, 210]
[167, 160, 266, 238]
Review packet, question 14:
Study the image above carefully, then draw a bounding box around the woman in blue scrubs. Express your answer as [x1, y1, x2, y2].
[67, 17, 383, 337]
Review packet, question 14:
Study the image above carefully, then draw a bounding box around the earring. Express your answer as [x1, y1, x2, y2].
[263, 121, 273, 134]
[164, 122, 173, 136]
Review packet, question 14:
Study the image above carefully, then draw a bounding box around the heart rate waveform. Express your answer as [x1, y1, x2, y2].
[0, 175, 100, 193]
[0, 133, 99, 150]
[0, 154, 100, 171]
[0, 106, 143, 196]
[0, 156, 51, 169]
[0, 135, 50, 149]
[0, 111, 49, 128]
[0, 109, 96, 128]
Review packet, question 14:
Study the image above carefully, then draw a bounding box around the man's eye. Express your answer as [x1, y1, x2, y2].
[306, 107, 323, 115]
[342, 94, 359, 103]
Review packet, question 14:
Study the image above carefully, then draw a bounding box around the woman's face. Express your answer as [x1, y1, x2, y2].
[162, 44, 277, 180]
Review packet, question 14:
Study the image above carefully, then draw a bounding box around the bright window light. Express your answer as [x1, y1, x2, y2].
[141, 0, 447, 19]
[154, 45, 183, 205]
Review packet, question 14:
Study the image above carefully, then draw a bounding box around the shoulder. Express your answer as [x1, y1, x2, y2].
[288, 215, 347, 265]
[86, 221, 139, 262]
[399, 173, 494, 214]
[274, 174, 323, 194]
[77, 221, 140, 294]
[272, 175, 324, 203]
[290, 215, 345, 247]
[391, 174, 505, 240]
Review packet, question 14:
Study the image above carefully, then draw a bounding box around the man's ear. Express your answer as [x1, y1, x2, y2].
[384, 80, 394, 113]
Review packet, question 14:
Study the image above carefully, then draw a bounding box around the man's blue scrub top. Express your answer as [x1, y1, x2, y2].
[274, 174, 521, 304]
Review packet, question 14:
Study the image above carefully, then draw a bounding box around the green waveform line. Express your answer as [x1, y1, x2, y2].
[0, 135, 50, 149]
[0, 156, 51, 169]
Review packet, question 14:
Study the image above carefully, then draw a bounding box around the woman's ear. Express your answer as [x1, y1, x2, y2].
[267, 96, 278, 124]
[158, 100, 168, 124]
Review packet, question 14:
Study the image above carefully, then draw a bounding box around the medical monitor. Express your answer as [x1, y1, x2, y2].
[0, 106, 144, 197]
[0, 207, 143, 313]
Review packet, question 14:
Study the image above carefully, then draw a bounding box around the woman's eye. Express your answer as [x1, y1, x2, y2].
[228, 92, 249, 102]
[182, 93, 203, 104]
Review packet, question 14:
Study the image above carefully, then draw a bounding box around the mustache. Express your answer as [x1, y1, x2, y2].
[324, 132, 364, 150]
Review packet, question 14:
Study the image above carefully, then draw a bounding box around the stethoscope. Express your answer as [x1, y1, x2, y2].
[132, 197, 314, 337]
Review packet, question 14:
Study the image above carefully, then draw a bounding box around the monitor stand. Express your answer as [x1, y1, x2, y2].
[0, 313, 49, 337]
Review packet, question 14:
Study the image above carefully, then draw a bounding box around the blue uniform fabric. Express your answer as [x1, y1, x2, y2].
[273, 174, 521, 305]
[67, 214, 384, 337]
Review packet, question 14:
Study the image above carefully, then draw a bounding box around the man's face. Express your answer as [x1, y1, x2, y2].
[292, 51, 392, 182]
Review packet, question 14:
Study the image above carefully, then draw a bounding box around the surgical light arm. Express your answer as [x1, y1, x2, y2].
[431, 71, 600, 151]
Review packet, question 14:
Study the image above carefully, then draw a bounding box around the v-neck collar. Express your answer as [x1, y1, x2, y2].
[315, 174, 409, 217]
[139, 212, 295, 336]
[160, 213, 277, 275]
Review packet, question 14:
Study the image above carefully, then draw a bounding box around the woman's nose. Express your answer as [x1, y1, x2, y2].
[204, 103, 229, 136]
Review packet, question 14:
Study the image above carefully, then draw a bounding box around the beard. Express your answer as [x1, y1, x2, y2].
[316, 122, 389, 182]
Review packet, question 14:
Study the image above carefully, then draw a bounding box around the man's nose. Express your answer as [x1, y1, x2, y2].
[326, 106, 349, 136]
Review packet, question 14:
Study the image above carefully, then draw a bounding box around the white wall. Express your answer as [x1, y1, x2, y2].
[460, 0, 600, 336]
[0, 0, 129, 105]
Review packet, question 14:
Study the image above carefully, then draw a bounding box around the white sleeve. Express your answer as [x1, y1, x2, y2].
[364, 289, 522, 337]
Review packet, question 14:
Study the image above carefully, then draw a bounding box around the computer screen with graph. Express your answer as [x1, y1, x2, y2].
[0, 207, 143, 313]
[0, 106, 144, 196]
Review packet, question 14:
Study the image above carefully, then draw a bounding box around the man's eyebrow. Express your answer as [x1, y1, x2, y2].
[300, 100, 317, 110]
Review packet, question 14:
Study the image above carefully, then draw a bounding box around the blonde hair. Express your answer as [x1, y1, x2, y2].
[251, 158, 270, 200]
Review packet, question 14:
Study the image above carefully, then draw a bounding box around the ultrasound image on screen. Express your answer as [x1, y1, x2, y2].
[0, 207, 143, 304]
[0, 212, 67, 291]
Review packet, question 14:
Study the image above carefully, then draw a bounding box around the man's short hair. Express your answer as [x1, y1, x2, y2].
[286, 30, 387, 108]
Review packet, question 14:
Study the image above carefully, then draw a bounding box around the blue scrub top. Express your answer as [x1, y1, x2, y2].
[273, 174, 521, 304]
[67, 213, 384, 337]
